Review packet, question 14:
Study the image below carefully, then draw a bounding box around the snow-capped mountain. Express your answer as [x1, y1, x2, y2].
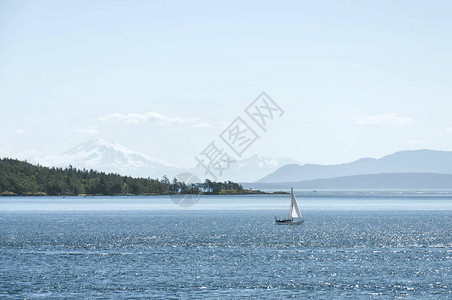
[35, 139, 298, 182]
[39, 138, 182, 179]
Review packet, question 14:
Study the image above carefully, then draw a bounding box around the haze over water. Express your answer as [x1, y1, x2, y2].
[1, 191, 451, 299]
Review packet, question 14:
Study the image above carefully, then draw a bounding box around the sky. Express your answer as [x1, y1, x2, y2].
[1, 0, 451, 168]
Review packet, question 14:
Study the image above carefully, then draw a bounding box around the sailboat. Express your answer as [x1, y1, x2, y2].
[275, 188, 303, 225]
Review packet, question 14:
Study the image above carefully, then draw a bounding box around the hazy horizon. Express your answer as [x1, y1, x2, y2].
[2, 136, 450, 168]
[3, 138, 452, 184]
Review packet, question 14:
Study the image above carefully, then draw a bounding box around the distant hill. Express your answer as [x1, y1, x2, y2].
[257, 150, 452, 183]
[0, 157, 170, 196]
[245, 172, 452, 190]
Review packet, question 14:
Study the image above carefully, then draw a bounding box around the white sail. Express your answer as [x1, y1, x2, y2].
[275, 188, 303, 225]
[289, 189, 302, 219]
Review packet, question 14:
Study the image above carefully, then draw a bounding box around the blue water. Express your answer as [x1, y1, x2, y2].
[1, 192, 451, 299]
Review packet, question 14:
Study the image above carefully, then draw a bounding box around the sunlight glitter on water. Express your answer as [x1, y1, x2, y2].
[1, 191, 452, 212]
[1, 208, 451, 299]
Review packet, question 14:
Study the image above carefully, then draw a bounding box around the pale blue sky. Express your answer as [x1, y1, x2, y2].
[1, 0, 451, 167]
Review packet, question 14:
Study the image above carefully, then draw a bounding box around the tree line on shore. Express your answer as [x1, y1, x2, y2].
[0, 158, 247, 196]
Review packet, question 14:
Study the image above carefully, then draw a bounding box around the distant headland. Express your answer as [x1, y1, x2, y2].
[0, 158, 286, 197]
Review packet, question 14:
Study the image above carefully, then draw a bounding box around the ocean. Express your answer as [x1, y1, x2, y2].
[1, 191, 451, 299]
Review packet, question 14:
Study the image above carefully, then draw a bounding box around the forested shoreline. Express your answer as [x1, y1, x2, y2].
[0, 158, 261, 196]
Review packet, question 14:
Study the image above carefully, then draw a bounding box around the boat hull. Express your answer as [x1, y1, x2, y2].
[275, 219, 303, 225]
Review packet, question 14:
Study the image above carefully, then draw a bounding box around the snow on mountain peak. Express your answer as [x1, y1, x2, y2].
[39, 139, 181, 178]
[66, 138, 134, 155]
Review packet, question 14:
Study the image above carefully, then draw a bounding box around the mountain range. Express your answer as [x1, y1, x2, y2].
[8, 139, 452, 188]
[34, 138, 298, 182]
[257, 149, 452, 183]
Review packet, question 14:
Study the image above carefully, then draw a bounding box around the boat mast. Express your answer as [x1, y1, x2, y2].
[289, 187, 294, 220]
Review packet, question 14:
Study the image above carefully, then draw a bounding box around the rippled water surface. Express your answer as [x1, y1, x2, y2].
[1, 193, 451, 299]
